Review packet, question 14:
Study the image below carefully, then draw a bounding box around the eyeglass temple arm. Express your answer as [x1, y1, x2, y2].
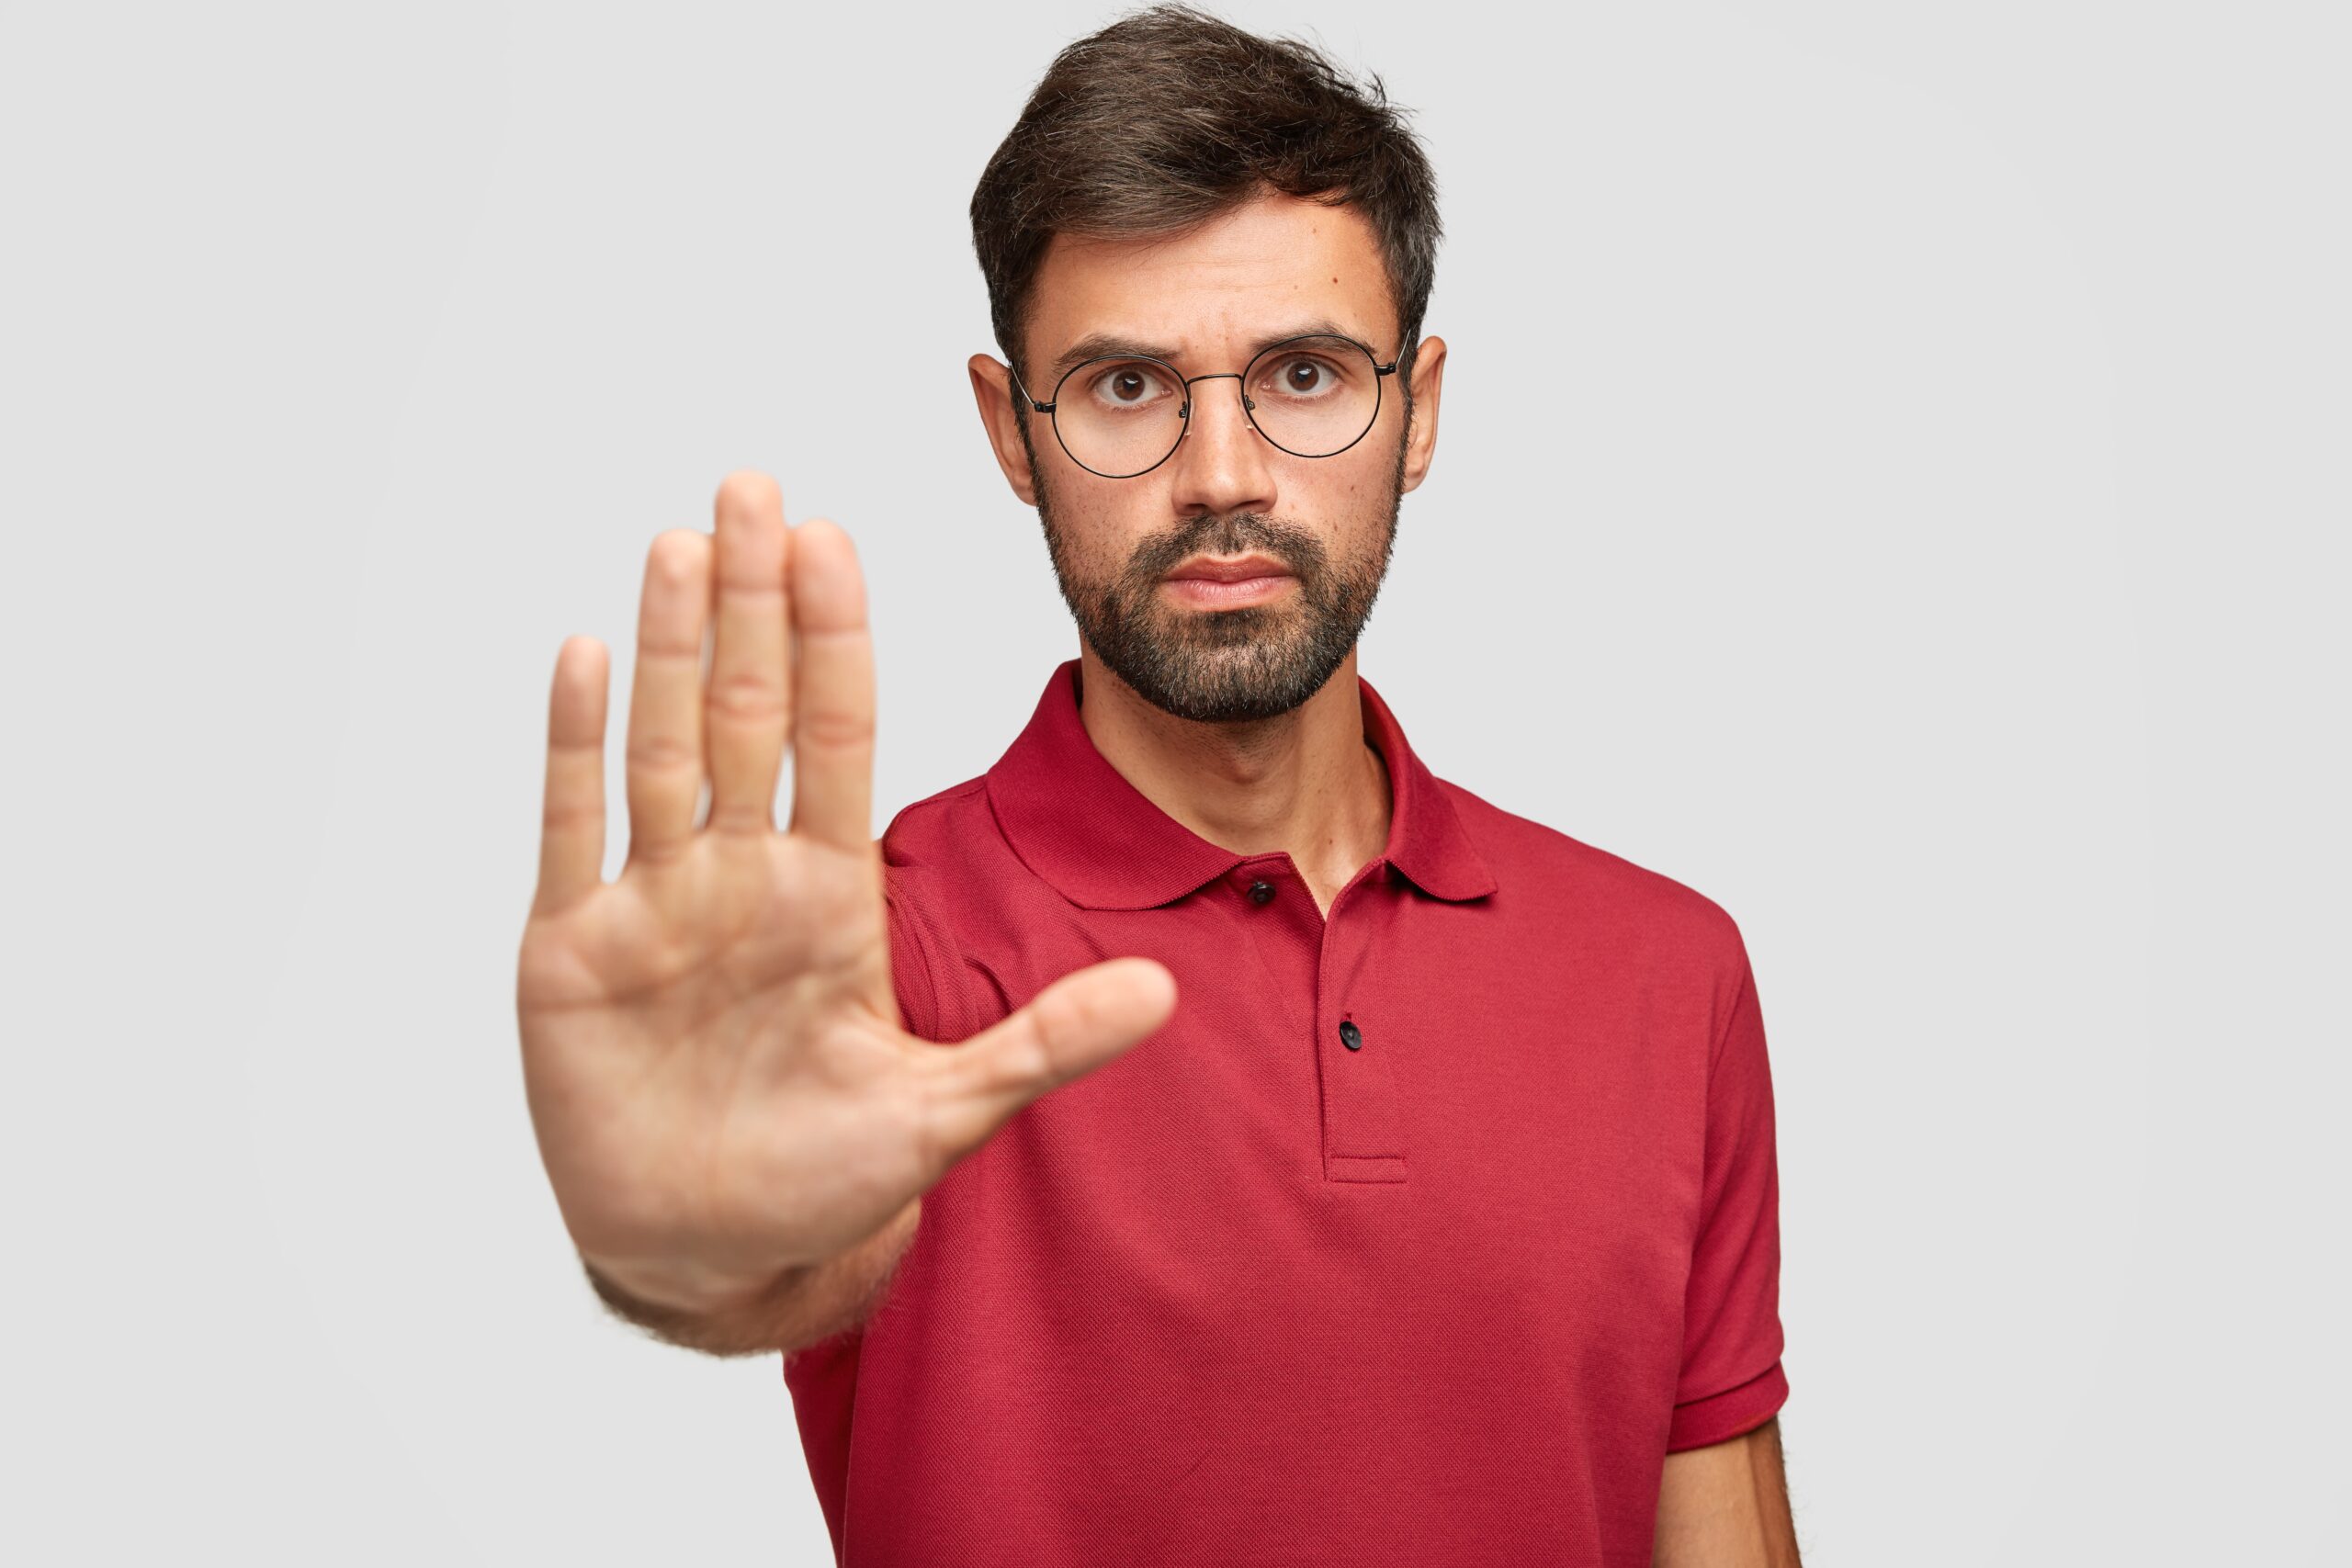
[1008, 361, 1055, 413]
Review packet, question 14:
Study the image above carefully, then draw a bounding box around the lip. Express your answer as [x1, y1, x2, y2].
[1163, 574, 1293, 608]
[1162, 553, 1294, 583]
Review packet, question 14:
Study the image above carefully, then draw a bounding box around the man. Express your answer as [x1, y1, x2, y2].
[514, 5, 1801, 1564]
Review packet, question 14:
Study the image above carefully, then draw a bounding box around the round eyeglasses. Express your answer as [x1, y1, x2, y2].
[1010, 333, 1399, 479]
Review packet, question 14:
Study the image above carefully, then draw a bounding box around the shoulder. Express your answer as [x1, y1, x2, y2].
[875, 771, 1069, 939]
[871, 776, 1004, 1038]
[874, 773, 1017, 931]
[877, 774, 993, 868]
[1437, 774, 1750, 972]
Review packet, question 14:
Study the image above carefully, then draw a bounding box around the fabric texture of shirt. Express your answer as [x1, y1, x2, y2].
[784, 657, 1790, 1566]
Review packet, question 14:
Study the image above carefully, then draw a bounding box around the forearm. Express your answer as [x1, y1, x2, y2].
[582, 1199, 922, 1359]
[1652, 1417, 1802, 1567]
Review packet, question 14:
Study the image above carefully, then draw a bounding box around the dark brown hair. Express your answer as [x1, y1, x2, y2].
[969, 3, 1442, 420]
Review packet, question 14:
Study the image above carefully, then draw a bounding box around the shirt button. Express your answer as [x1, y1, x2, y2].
[1339, 1021, 1363, 1051]
[1248, 879, 1275, 905]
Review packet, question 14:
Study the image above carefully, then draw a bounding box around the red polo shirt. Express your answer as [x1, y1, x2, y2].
[784, 658, 1790, 1565]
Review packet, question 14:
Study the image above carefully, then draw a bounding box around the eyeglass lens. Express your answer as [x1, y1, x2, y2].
[1050, 334, 1382, 478]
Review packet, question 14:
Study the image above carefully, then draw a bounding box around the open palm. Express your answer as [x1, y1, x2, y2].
[514, 472, 1176, 1315]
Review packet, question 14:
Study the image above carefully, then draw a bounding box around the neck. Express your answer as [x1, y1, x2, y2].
[1073, 647, 1393, 912]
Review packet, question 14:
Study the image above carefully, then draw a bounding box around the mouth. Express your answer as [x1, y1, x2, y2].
[1160, 571, 1295, 608]
[1161, 552, 1294, 585]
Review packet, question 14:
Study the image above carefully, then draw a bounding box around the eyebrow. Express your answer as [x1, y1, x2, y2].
[1042, 318, 1374, 385]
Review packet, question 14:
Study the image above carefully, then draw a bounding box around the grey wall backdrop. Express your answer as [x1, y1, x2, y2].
[6, 1, 2345, 1562]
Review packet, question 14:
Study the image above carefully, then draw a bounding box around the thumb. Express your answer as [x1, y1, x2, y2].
[912, 957, 1178, 1168]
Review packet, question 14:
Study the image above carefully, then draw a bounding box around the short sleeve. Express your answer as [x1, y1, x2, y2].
[882, 874, 943, 1041]
[881, 861, 983, 1043]
[1666, 952, 1791, 1451]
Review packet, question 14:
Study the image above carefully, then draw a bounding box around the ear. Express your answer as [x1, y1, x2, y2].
[968, 354, 1041, 507]
[1398, 334, 1446, 494]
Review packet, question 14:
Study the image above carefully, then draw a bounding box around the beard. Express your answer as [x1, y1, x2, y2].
[1021, 413, 1409, 725]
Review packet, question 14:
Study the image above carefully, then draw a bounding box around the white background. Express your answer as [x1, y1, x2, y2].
[6, 1, 2345, 1562]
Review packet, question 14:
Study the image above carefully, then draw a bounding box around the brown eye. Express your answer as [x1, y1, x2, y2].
[1261, 354, 1344, 400]
[1090, 363, 1165, 407]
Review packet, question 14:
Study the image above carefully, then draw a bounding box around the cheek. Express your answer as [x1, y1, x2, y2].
[1317, 450, 1389, 513]
[1045, 479, 1161, 575]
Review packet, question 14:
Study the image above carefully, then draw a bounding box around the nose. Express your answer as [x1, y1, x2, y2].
[1167, 372, 1277, 520]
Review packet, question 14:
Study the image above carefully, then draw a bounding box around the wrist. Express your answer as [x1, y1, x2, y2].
[582, 1251, 812, 1321]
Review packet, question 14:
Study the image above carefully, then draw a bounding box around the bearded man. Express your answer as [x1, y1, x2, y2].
[516, 6, 1804, 1563]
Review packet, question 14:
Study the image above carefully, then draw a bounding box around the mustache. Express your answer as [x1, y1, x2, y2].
[1132, 513, 1326, 579]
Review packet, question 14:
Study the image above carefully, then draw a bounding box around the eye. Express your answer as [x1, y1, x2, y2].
[1087, 361, 1170, 408]
[1262, 353, 1345, 399]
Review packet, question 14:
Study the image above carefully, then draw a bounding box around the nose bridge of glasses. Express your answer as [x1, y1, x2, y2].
[1177, 369, 1258, 433]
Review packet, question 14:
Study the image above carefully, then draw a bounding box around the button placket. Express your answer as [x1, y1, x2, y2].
[1317, 865, 1408, 1184]
[1227, 859, 1316, 1048]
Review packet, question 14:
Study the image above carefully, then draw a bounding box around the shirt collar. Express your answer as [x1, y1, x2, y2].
[985, 658, 1498, 911]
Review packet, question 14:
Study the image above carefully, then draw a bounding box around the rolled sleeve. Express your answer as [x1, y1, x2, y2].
[1666, 950, 1790, 1452]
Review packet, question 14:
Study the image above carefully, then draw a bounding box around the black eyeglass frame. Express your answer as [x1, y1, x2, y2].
[1009, 333, 1400, 479]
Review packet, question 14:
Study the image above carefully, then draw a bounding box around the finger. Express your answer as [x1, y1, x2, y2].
[784, 519, 876, 853]
[913, 959, 1179, 1164]
[623, 529, 713, 869]
[533, 635, 608, 913]
[705, 471, 792, 835]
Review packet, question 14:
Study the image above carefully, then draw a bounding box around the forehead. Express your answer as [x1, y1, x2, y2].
[1025, 190, 1395, 369]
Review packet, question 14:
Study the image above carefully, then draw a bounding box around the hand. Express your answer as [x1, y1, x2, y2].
[514, 471, 1178, 1314]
